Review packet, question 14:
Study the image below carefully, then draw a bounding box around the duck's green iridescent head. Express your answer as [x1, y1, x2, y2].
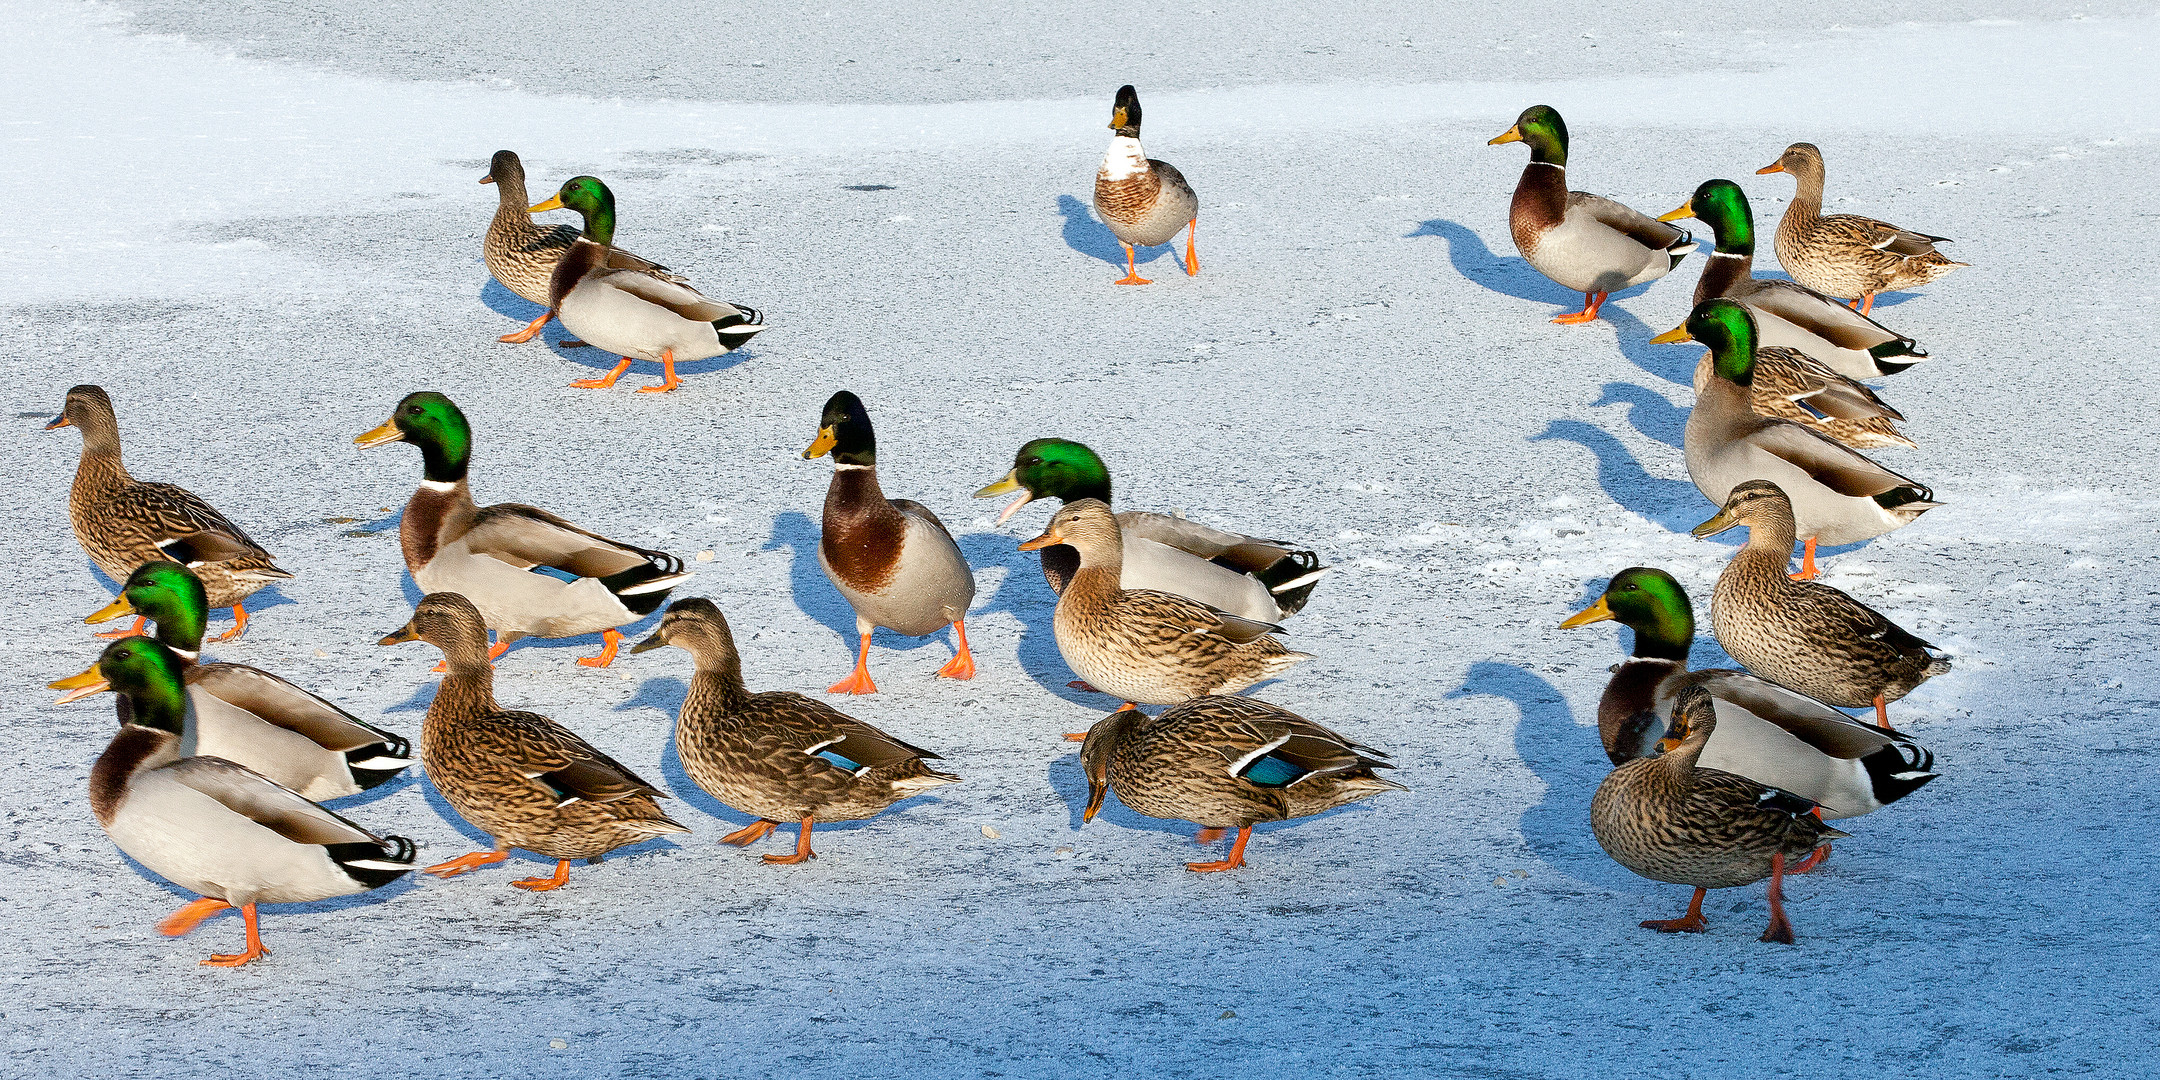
[530, 175, 616, 247]
[49, 636, 192, 734]
[356, 391, 472, 482]
[974, 438, 1113, 523]
[1559, 567, 1695, 661]
[1489, 105, 1568, 167]
[1651, 299, 1758, 385]
[802, 390, 875, 467]
[1661, 179, 1753, 254]
[88, 561, 209, 654]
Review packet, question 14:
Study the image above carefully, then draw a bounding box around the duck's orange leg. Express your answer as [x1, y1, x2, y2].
[721, 820, 779, 846]
[1195, 827, 1226, 845]
[1789, 538, 1820, 581]
[157, 898, 232, 937]
[1187, 824, 1252, 872]
[1551, 291, 1609, 325]
[763, 816, 817, 865]
[936, 619, 976, 680]
[201, 903, 269, 967]
[499, 311, 552, 344]
[94, 615, 147, 640]
[1760, 852, 1797, 944]
[634, 348, 682, 394]
[1857, 293, 1878, 316]
[1790, 843, 1832, 875]
[1067, 680, 1102, 693]
[827, 632, 878, 695]
[1115, 243, 1152, 286]
[571, 357, 635, 390]
[424, 848, 509, 878]
[1641, 886, 1709, 933]
[511, 860, 573, 892]
[1183, 218, 1200, 276]
[205, 603, 250, 643]
[576, 628, 624, 668]
[1873, 693, 1891, 730]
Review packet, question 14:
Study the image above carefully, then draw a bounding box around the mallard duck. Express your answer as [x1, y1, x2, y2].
[1591, 685, 1849, 943]
[47, 385, 291, 642]
[1078, 697, 1402, 871]
[356, 391, 688, 668]
[1659, 177, 1926, 380]
[1093, 85, 1199, 286]
[630, 599, 960, 864]
[378, 593, 688, 890]
[57, 561, 413, 801]
[802, 391, 978, 695]
[527, 176, 765, 392]
[975, 438, 1327, 621]
[480, 150, 685, 346]
[1693, 481, 1952, 729]
[1487, 105, 1693, 324]
[1759, 143, 1966, 315]
[1019, 500, 1311, 707]
[59, 636, 415, 967]
[1657, 300, 1937, 578]
[1560, 567, 1936, 825]
[1691, 346, 1914, 451]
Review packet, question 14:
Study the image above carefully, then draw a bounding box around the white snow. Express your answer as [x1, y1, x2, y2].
[4, 1, 2158, 1077]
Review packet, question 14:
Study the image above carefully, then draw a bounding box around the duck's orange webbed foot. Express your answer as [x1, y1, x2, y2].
[95, 615, 147, 640]
[1789, 843, 1832, 875]
[721, 820, 779, 846]
[1641, 887, 1709, 933]
[200, 904, 269, 967]
[576, 628, 624, 668]
[1115, 242, 1152, 285]
[571, 357, 634, 390]
[499, 312, 551, 344]
[157, 898, 232, 937]
[1759, 853, 1798, 944]
[827, 632, 878, 695]
[1788, 538, 1820, 581]
[634, 349, 681, 394]
[935, 619, 976, 680]
[1550, 291, 1609, 325]
[1185, 825, 1252, 872]
[1183, 219, 1200, 276]
[204, 603, 252, 643]
[762, 818, 817, 865]
[424, 849, 509, 878]
[511, 860, 572, 892]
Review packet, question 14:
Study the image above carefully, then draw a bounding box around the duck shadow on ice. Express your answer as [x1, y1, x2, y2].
[1590, 381, 1686, 450]
[1527, 418, 1705, 535]
[1057, 194, 1183, 273]
[955, 531, 1110, 709]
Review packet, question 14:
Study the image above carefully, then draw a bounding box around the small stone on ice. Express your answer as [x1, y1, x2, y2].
[1219, 1010, 1237, 1020]
[1054, 845, 1074, 859]
[697, 550, 715, 562]
[980, 825, 1001, 839]
[1513, 869, 1529, 878]
[1494, 876, 1509, 887]
[314, 649, 329, 658]
[619, 672, 633, 681]
[550, 1038, 567, 1050]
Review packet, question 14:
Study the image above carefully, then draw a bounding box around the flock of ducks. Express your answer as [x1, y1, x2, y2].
[41, 90, 1967, 966]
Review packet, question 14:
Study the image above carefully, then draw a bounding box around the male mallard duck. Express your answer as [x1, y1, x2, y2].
[1693, 481, 1952, 729]
[58, 561, 414, 801]
[630, 599, 960, 864]
[480, 150, 684, 346]
[1759, 143, 1966, 315]
[1093, 85, 1199, 286]
[527, 176, 765, 392]
[1020, 500, 1311, 708]
[975, 438, 1327, 621]
[59, 636, 415, 967]
[1560, 567, 1936, 825]
[356, 391, 688, 668]
[1077, 697, 1402, 872]
[1487, 105, 1693, 324]
[378, 593, 689, 890]
[802, 391, 978, 695]
[47, 385, 291, 642]
[1658, 177, 1926, 380]
[1657, 300, 1937, 578]
[1590, 685, 1849, 943]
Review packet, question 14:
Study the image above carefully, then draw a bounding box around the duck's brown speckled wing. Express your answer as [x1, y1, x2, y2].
[106, 481, 277, 568]
[487, 708, 668, 805]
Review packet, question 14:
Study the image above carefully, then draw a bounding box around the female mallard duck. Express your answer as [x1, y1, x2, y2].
[480, 150, 684, 346]
[1693, 481, 1952, 729]
[58, 561, 414, 801]
[528, 176, 765, 392]
[378, 593, 689, 890]
[1077, 697, 1402, 872]
[1487, 105, 1693, 324]
[1759, 143, 1966, 315]
[356, 391, 688, 668]
[61, 636, 415, 966]
[631, 599, 960, 864]
[1020, 500, 1311, 708]
[1657, 300, 1937, 578]
[1559, 567, 1936, 825]
[1591, 685, 1849, 943]
[1658, 178, 1926, 380]
[1093, 85, 1199, 286]
[802, 391, 978, 695]
[974, 438, 1327, 621]
[47, 384, 291, 642]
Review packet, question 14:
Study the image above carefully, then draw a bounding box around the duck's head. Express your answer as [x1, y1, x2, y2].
[974, 438, 1113, 524]
[377, 592, 492, 662]
[45, 384, 118, 444]
[481, 150, 524, 188]
[631, 597, 739, 667]
[1659, 685, 1719, 754]
[1691, 479, 1793, 539]
[1559, 567, 1695, 662]
[1650, 299, 1758, 385]
[1077, 708, 1145, 823]
[1488, 105, 1568, 166]
[87, 561, 209, 656]
[1018, 498, 1120, 560]
[1108, 85, 1142, 137]
[529, 175, 616, 245]
[1757, 142, 1823, 180]
[1659, 178, 1753, 253]
[50, 636, 190, 732]
[356, 391, 471, 483]
[803, 390, 876, 466]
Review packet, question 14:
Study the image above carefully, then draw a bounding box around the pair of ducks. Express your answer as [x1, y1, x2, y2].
[1491, 105, 1964, 325]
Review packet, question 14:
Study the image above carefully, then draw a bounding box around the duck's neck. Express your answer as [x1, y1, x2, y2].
[490, 169, 535, 233]
[1782, 165, 1825, 229]
[89, 725, 181, 827]
[149, 605, 208, 658]
[1100, 135, 1151, 182]
[427, 657, 501, 732]
[1508, 162, 1568, 253]
[1599, 659, 1682, 764]
[1736, 510, 1801, 579]
[684, 656, 752, 720]
[1064, 537, 1127, 604]
[70, 412, 131, 495]
[1692, 225, 1756, 304]
[825, 466, 897, 524]
[401, 477, 478, 573]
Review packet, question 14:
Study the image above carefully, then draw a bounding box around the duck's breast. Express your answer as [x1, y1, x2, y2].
[557, 274, 725, 362]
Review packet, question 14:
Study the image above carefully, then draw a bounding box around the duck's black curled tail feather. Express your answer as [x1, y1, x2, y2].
[332, 834, 417, 888]
[1859, 735, 1938, 808]
[602, 545, 688, 617]
[1249, 548, 1329, 616]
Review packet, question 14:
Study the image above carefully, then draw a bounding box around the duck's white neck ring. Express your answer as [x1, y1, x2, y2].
[419, 479, 460, 492]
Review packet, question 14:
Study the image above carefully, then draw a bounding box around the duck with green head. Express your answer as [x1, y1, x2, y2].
[1093, 85, 1199, 286]
[527, 175, 765, 391]
[1486, 105, 1693, 324]
[52, 635, 416, 967]
[975, 438, 1326, 622]
[355, 391, 689, 668]
[64, 561, 413, 801]
[804, 391, 979, 695]
[1657, 178, 1926, 380]
[1657, 299, 1937, 578]
[480, 150, 684, 347]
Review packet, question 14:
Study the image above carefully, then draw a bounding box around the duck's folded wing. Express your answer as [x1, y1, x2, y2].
[465, 504, 681, 580]
[123, 482, 275, 564]
[162, 757, 383, 845]
[1749, 423, 1930, 498]
[1698, 672, 1896, 759]
[888, 499, 956, 542]
[1571, 192, 1688, 250]
[596, 271, 746, 323]
[1746, 281, 1922, 356]
[192, 664, 409, 755]
[491, 709, 668, 804]
[1116, 512, 1295, 573]
[1759, 348, 1905, 422]
[602, 244, 688, 285]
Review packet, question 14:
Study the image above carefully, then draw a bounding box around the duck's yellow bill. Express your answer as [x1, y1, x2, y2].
[974, 471, 1021, 499]
[1656, 201, 1695, 223]
[49, 665, 110, 705]
[1649, 325, 1694, 345]
[1755, 162, 1785, 175]
[801, 426, 837, 460]
[1486, 125, 1524, 146]
[1654, 734, 1684, 754]
[1691, 508, 1740, 538]
[354, 420, 401, 447]
[1082, 784, 1106, 823]
[528, 194, 565, 213]
[85, 596, 136, 624]
[1109, 107, 1129, 130]
[1558, 596, 1615, 629]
